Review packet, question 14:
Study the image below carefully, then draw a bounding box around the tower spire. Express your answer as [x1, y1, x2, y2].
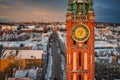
[67, 0, 72, 13]
[89, 0, 94, 11]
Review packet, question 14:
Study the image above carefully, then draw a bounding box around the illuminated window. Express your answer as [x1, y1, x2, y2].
[84, 52, 88, 70]
[73, 74, 77, 80]
[73, 52, 77, 70]
[84, 74, 88, 80]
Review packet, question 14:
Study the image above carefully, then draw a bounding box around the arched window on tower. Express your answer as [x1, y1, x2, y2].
[79, 52, 81, 66]
[84, 74, 88, 80]
[73, 52, 77, 70]
[84, 52, 88, 70]
[78, 75, 82, 80]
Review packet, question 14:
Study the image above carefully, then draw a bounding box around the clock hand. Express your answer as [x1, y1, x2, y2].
[79, 30, 83, 36]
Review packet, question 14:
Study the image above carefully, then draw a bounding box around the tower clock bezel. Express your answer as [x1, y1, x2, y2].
[71, 23, 90, 42]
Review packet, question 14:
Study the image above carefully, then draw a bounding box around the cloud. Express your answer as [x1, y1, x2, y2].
[0, 4, 8, 9]
[0, 0, 67, 22]
[0, 0, 120, 23]
[94, 0, 120, 23]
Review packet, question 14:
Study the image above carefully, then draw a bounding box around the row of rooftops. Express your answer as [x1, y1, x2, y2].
[0, 32, 50, 59]
[95, 56, 120, 64]
[1, 50, 43, 60]
[0, 32, 49, 48]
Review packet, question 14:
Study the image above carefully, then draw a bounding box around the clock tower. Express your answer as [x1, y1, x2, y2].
[66, 0, 95, 80]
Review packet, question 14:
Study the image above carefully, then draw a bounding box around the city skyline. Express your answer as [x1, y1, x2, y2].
[0, 0, 120, 23]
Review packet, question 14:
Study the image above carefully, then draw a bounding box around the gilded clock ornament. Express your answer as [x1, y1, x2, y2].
[71, 23, 90, 42]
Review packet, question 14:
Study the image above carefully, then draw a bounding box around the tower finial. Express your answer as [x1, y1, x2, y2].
[89, 0, 94, 11]
[67, 0, 72, 13]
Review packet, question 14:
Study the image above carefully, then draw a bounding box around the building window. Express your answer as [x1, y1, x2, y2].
[73, 74, 77, 80]
[84, 74, 88, 80]
[78, 75, 81, 80]
[73, 52, 77, 70]
[84, 41, 87, 45]
[73, 40, 76, 45]
[79, 52, 81, 66]
[84, 52, 88, 70]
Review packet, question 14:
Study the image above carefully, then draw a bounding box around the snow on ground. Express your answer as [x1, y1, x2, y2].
[60, 54, 66, 80]
[15, 70, 28, 78]
[15, 69, 37, 79]
[45, 48, 53, 80]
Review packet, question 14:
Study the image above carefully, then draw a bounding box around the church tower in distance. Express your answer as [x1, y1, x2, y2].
[66, 0, 95, 80]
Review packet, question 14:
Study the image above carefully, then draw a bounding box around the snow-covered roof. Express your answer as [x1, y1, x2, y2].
[8, 78, 31, 80]
[42, 32, 51, 37]
[27, 26, 35, 29]
[15, 70, 28, 78]
[95, 56, 112, 63]
[58, 24, 66, 29]
[15, 69, 37, 79]
[0, 39, 37, 47]
[95, 41, 118, 48]
[21, 28, 33, 30]
[9, 42, 20, 47]
[16, 50, 43, 59]
[1, 50, 43, 59]
[19, 33, 27, 36]
[1, 50, 16, 59]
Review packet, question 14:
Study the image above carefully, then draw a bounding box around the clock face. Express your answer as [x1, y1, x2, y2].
[71, 23, 90, 42]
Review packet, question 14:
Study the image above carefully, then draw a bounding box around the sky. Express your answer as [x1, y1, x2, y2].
[0, 0, 120, 23]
